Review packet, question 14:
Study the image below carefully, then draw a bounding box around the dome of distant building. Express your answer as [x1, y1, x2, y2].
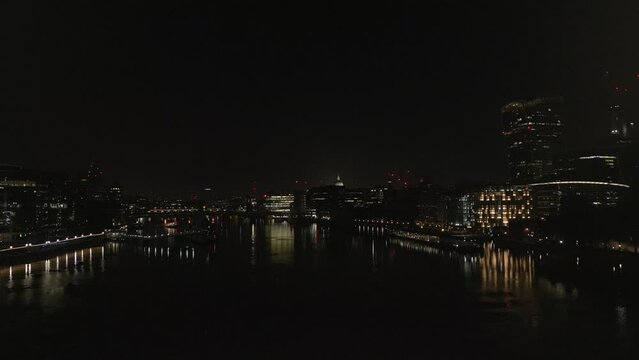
[335, 174, 344, 187]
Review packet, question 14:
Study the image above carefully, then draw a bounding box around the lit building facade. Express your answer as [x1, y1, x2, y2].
[502, 97, 564, 184]
[263, 194, 294, 219]
[453, 194, 475, 228]
[475, 186, 531, 232]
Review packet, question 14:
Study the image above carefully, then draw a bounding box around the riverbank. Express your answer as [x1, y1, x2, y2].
[0, 233, 106, 265]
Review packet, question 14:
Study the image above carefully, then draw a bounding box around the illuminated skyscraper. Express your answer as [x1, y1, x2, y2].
[502, 97, 564, 184]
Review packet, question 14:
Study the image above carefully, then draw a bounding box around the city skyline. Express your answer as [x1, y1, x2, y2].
[3, 1, 639, 196]
[4, 2, 639, 358]
[3, 80, 635, 199]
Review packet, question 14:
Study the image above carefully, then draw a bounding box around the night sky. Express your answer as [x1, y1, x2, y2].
[3, 1, 639, 197]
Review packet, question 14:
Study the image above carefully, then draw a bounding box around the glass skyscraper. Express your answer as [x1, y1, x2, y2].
[502, 97, 564, 184]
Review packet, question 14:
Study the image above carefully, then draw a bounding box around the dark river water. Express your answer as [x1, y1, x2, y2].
[2, 219, 639, 359]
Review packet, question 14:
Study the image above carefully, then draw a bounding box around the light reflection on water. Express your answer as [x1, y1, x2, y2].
[0, 221, 633, 347]
[386, 234, 577, 302]
[479, 243, 535, 295]
[266, 221, 295, 266]
[0, 223, 585, 303]
[0, 246, 108, 282]
[0, 246, 108, 310]
[0, 241, 211, 310]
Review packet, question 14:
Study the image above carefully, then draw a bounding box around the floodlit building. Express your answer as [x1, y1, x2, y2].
[475, 186, 532, 232]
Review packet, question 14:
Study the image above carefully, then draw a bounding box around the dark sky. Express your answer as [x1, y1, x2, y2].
[2, 1, 638, 197]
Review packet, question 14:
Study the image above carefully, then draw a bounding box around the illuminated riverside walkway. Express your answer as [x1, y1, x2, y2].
[0, 233, 106, 263]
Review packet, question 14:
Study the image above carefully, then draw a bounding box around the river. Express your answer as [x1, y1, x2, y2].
[1, 219, 638, 358]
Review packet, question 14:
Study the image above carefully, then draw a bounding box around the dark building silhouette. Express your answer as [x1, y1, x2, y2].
[0, 165, 74, 239]
[306, 176, 347, 220]
[531, 149, 630, 219]
[301, 175, 386, 222]
[417, 183, 450, 227]
[527, 81, 636, 218]
[598, 72, 638, 193]
[291, 191, 308, 219]
[73, 163, 124, 232]
[604, 71, 635, 145]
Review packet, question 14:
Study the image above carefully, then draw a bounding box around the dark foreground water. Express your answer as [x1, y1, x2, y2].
[2, 220, 639, 359]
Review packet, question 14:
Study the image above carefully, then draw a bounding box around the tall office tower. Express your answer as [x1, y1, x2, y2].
[502, 97, 564, 184]
[609, 91, 633, 143]
[604, 72, 635, 144]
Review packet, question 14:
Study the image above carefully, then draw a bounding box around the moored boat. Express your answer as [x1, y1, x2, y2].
[388, 229, 483, 254]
